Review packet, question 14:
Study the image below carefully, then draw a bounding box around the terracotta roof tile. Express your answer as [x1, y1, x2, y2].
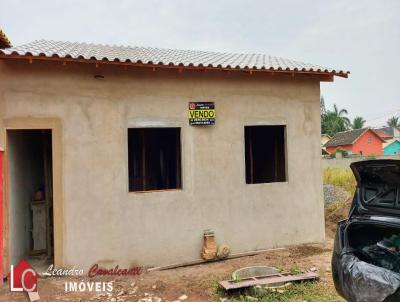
[374, 128, 392, 139]
[0, 39, 349, 77]
[374, 127, 399, 138]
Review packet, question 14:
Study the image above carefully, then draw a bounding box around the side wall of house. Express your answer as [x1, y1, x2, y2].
[0, 60, 324, 269]
[384, 141, 400, 155]
[326, 144, 352, 154]
[352, 131, 383, 156]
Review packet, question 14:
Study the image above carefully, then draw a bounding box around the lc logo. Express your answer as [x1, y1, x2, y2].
[9, 260, 38, 292]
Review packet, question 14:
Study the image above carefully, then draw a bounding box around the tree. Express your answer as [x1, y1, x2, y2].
[320, 95, 326, 116]
[332, 104, 351, 128]
[321, 103, 351, 137]
[351, 116, 366, 129]
[387, 116, 400, 128]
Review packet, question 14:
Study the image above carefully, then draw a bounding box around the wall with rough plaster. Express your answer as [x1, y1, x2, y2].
[0, 60, 324, 269]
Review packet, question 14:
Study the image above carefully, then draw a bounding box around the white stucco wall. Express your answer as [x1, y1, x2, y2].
[0, 60, 324, 269]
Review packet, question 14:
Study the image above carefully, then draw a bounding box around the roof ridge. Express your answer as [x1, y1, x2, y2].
[336, 127, 366, 134]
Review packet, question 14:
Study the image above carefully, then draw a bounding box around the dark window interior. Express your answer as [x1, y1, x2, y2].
[245, 125, 286, 184]
[128, 128, 182, 192]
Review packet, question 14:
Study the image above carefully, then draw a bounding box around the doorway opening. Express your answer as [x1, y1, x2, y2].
[7, 129, 54, 272]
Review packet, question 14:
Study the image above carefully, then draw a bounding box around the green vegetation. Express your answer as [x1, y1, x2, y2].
[212, 282, 344, 302]
[211, 265, 345, 302]
[351, 116, 366, 129]
[329, 148, 348, 158]
[208, 275, 227, 302]
[228, 282, 344, 302]
[288, 265, 303, 275]
[387, 116, 400, 128]
[320, 98, 368, 137]
[321, 103, 350, 137]
[323, 167, 356, 195]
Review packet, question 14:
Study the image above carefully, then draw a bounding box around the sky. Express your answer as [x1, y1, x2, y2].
[1, 0, 399, 127]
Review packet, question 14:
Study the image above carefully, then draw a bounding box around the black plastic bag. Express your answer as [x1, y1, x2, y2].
[339, 252, 400, 302]
[359, 244, 400, 273]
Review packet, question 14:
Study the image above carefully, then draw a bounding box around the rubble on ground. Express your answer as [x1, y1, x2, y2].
[323, 184, 349, 204]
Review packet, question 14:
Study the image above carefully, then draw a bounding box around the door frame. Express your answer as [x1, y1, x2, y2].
[2, 117, 63, 273]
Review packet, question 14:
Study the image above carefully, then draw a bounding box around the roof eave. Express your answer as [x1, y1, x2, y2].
[324, 143, 352, 148]
[0, 53, 349, 81]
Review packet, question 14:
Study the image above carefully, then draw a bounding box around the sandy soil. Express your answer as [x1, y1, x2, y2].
[0, 241, 336, 302]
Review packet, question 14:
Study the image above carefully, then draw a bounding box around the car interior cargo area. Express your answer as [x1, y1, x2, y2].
[348, 223, 400, 273]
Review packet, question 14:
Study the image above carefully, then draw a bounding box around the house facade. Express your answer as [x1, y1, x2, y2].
[325, 128, 384, 156]
[384, 139, 400, 156]
[0, 36, 348, 271]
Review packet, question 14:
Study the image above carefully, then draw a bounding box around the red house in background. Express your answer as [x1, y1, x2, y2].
[324, 128, 384, 156]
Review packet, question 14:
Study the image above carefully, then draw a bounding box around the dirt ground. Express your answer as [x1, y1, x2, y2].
[0, 200, 351, 302]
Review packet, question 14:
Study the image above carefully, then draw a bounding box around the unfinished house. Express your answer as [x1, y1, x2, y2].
[0, 32, 349, 272]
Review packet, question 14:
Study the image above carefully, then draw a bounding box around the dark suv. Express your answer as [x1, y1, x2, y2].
[332, 160, 400, 302]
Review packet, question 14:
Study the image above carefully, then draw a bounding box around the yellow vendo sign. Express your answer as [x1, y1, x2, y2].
[188, 109, 215, 119]
[188, 102, 215, 125]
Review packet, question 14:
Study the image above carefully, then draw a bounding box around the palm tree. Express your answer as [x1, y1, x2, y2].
[332, 104, 351, 128]
[352, 116, 366, 129]
[387, 116, 400, 128]
[321, 104, 351, 137]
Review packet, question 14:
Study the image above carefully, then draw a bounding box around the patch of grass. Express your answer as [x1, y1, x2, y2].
[229, 281, 344, 302]
[323, 167, 356, 195]
[208, 275, 228, 302]
[214, 266, 344, 302]
[288, 265, 303, 275]
[325, 199, 347, 214]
